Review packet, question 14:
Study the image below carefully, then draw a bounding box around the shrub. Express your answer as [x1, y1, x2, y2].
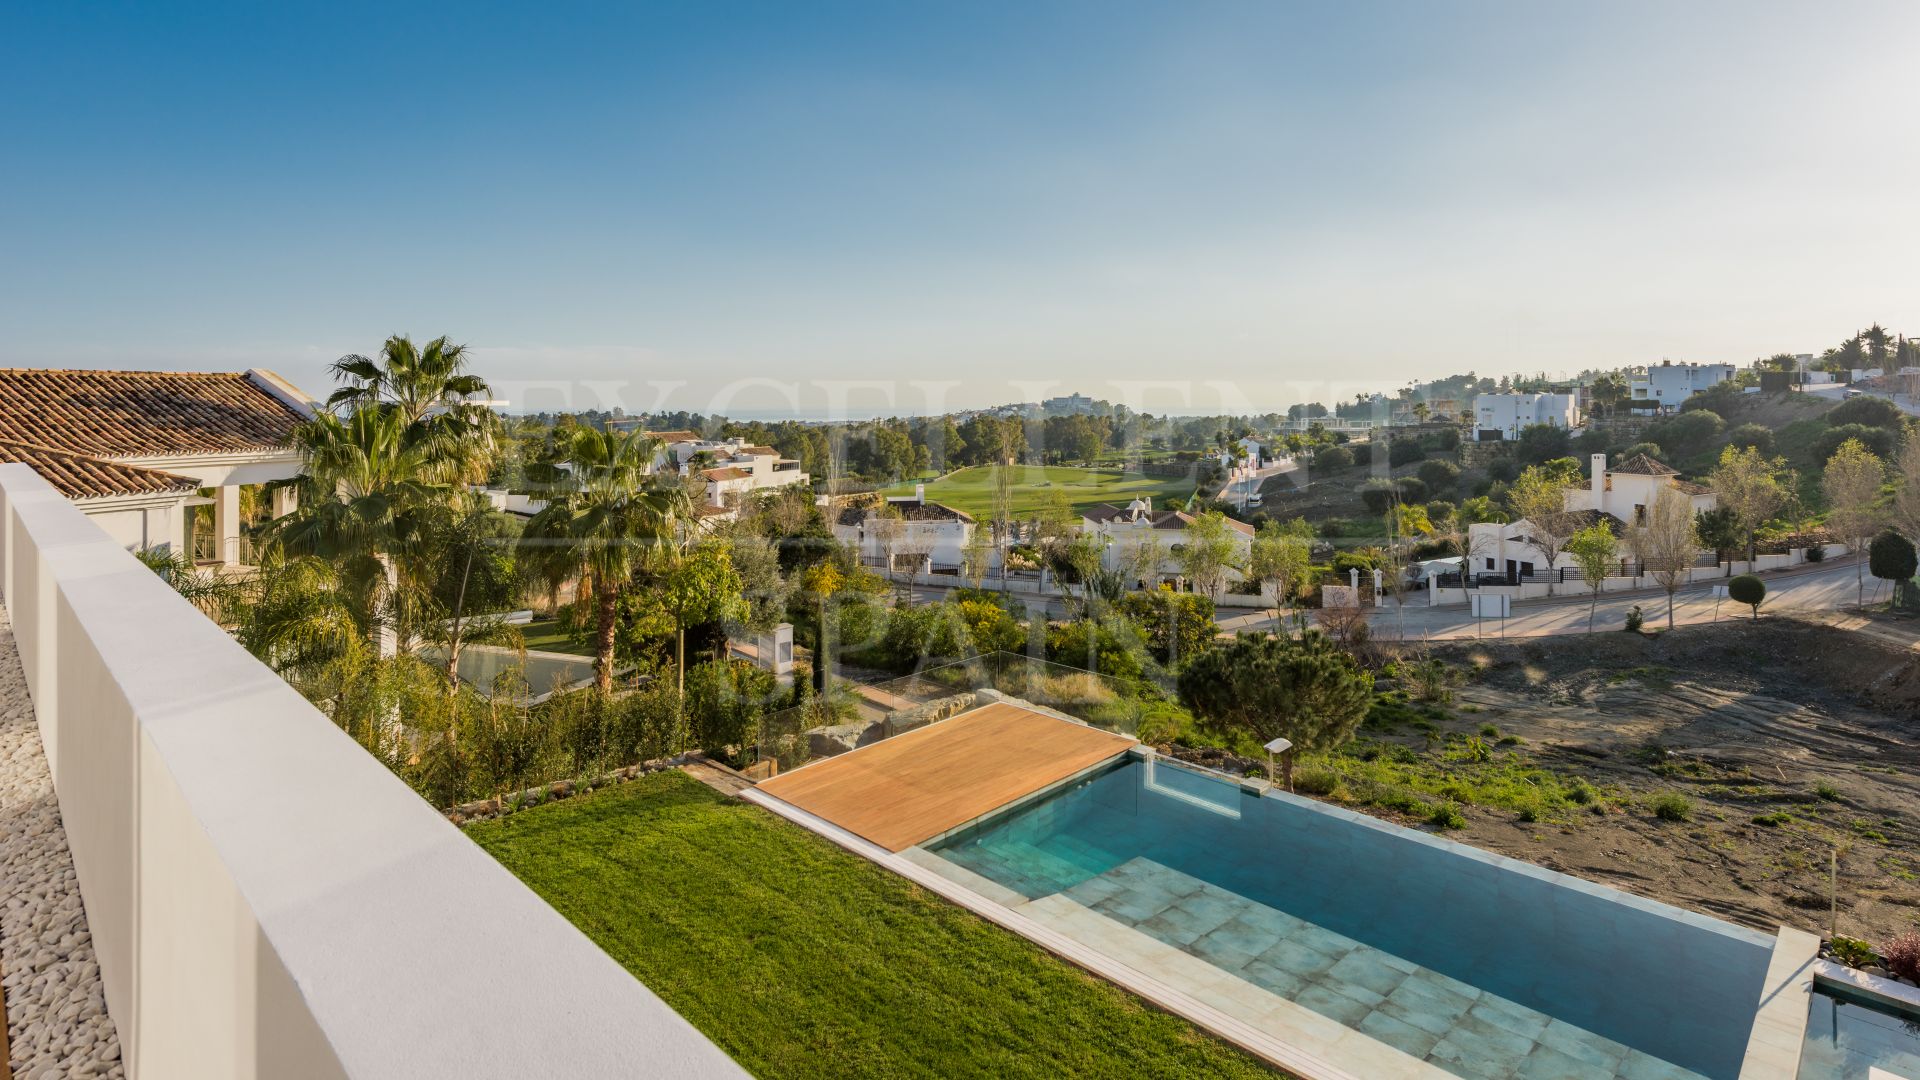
[1813, 780, 1842, 802]
[1869, 529, 1918, 589]
[1291, 766, 1344, 797]
[1350, 443, 1374, 467]
[1651, 792, 1694, 821]
[1805, 543, 1827, 563]
[1725, 423, 1774, 455]
[1515, 800, 1543, 823]
[1566, 781, 1596, 805]
[1314, 445, 1353, 471]
[1882, 932, 1920, 982]
[1429, 801, 1468, 829]
[1359, 479, 1399, 514]
[1393, 476, 1427, 504]
[1829, 394, 1904, 429]
[1621, 441, 1664, 464]
[1830, 935, 1878, 969]
[1649, 410, 1724, 456]
[1387, 438, 1427, 467]
[1485, 458, 1521, 484]
[1751, 811, 1793, 827]
[1814, 422, 1896, 464]
[1727, 574, 1765, 620]
[1417, 460, 1461, 493]
[1624, 606, 1645, 633]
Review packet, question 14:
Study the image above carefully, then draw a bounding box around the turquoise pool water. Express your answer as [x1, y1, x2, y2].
[930, 755, 1773, 1080]
[1798, 984, 1920, 1078]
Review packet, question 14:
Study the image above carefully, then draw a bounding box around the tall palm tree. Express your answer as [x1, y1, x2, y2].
[260, 407, 457, 650]
[518, 428, 687, 692]
[328, 334, 493, 423]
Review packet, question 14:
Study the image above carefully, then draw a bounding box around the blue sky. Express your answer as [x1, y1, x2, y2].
[4, 1, 1917, 417]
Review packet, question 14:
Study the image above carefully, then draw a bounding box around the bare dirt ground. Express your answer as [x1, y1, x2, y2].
[1419, 618, 1920, 943]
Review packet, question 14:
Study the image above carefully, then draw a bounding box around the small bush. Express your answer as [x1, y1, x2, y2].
[1515, 800, 1543, 823]
[1566, 781, 1596, 805]
[1805, 543, 1827, 563]
[1813, 780, 1842, 803]
[1752, 811, 1793, 827]
[1429, 801, 1468, 830]
[1478, 723, 1500, 738]
[1830, 935, 1878, 969]
[1651, 793, 1694, 822]
[1291, 766, 1344, 797]
[1882, 932, 1920, 982]
[1624, 606, 1645, 633]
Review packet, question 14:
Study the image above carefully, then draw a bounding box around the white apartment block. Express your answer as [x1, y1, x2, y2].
[1471, 393, 1580, 442]
[1629, 361, 1735, 411]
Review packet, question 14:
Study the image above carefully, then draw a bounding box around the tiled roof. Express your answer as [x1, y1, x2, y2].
[898, 500, 973, 524]
[0, 439, 198, 500]
[1566, 509, 1629, 536]
[0, 369, 306, 459]
[737, 445, 778, 456]
[646, 430, 702, 444]
[1608, 453, 1677, 477]
[1084, 502, 1254, 536]
[1673, 479, 1712, 495]
[703, 466, 750, 481]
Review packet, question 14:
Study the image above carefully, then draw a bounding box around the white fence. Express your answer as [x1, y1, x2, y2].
[0, 465, 745, 1080]
[1427, 545, 1850, 607]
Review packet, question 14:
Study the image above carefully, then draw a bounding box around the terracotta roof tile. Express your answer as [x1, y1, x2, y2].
[0, 439, 198, 500]
[0, 369, 305, 459]
[1608, 453, 1677, 477]
[646, 429, 702, 444]
[703, 466, 750, 481]
[737, 445, 778, 456]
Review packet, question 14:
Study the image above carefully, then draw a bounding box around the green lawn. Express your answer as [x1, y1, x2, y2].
[519, 619, 594, 656]
[881, 465, 1197, 520]
[467, 771, 1278, 1079]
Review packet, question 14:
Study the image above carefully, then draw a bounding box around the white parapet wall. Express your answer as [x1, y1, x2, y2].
[0, 465, 747, 1080]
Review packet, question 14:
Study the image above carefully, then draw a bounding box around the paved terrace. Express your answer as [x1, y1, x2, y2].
[0, 463, 747, 1080]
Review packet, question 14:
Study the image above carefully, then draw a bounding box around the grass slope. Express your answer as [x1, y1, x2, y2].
[881, 464, 1196, 520]
[468, 771, 1278, 1080]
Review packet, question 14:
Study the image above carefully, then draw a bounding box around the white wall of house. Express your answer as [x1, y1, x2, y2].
[1630, 362, 1735, 409]
[1472, 393, 1579, 441]
[1562, 454, 1716, 526]
[80, 496, 189, 554]
[0, 463, 747, 1080]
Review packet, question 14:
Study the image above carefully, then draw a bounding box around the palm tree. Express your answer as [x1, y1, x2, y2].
[414, 494, 527, 692]
[260, 407, 458, 651]
[328, 334, 493, 423]
[518, 428, 687, 692]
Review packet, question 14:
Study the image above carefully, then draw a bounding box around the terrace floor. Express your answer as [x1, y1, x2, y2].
[754, 701, 1133, 852]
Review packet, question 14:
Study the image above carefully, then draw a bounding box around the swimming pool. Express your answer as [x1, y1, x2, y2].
[1798, 982, 1920, 1079]
[928, 753, 1774, 1079]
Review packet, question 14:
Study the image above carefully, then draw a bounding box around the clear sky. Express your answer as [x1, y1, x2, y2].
[4, 1, 1917, 418]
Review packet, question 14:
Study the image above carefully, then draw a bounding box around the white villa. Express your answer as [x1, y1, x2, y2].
[1083, 497, 1254, 585]
[1471, 392, 1580, 442]
[632, 429, 811, 507]
[1466, 453, 1715, 578]
[1630, 361, 1735, 411]
[832, 486, 976, 574]
[0, 367, 315, 563]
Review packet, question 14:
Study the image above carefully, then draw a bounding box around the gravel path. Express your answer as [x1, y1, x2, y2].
[0, 604, 124, 1078]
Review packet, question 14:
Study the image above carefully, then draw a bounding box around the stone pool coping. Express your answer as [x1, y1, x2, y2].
[1736, 926, 1819, 1079]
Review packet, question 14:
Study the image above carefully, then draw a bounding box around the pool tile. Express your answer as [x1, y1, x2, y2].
[1327, 949, 1413, 999]
[1391, 970, 1482, 1020]
[1428, 1033, 1520, 1080]
[1208, 916, 1284, 957]
[1512, 1042, 1615, 1080]
[1534, 1019, 1628, 1072]
[1294, 981, 1379, 1027]
[1358, 1009, 1444, 1060]
[1468, 995, 1551, 1042]
[1257, 936, 1341, 979]
[1374, 993, 1466, 1038]
[1237, 958, 1307, 999]
[1188, 933, 1261, 972]
[1136, 910, 1211, 947]
[1615, 1049, 1706, 1080]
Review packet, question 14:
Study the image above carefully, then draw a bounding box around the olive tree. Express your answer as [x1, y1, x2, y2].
[1566, 521, 1620, 634]
[1629, 487, 1698, 630]
[1822, 437, 1886, 609]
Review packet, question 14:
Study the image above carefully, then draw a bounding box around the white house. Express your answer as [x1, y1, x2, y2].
[631, 430, 810, 507]
[1083, 498, 1255, 585]
[1472, 392, 1580, 442]
[0, 367, 315, 561]
[831, 487, 976, 574]
[1630, 361, 1735, 411]
[1563, 453, 1715, 527]
[1465, 452, 1715, 579]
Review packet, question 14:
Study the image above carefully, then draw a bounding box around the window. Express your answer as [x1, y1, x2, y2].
[1485, 557, 1496, 570]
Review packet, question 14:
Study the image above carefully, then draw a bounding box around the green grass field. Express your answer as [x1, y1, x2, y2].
[468, 771, 1278, 1080]
[881, 465, 1196, 520]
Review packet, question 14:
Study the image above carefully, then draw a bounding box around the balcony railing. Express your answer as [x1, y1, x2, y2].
[0, 464, 745, 1079]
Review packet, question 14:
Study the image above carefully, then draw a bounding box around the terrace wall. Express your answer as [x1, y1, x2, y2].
[0, 465, 746, 1080]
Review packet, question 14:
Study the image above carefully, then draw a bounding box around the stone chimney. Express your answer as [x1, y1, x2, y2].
[1591, 453, 1607, 506]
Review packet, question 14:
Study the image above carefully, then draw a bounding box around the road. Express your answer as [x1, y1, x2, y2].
[1218, 558, 1879, 640]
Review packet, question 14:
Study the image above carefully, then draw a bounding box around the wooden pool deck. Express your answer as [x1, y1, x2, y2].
[754, 701, 1134, 852]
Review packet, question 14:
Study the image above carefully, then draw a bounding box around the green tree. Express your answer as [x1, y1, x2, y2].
[1248, 522, 1312, 617]
[1869, 529, 1918, 608]
[519, 428, 685, 691]
[1823, 437, 1887, 609]
[648, 540, 747, 697]
[1177, 632, 1374, 791]
[1176, 511, 1241, 601]
[1694, 506, 1742, 573]
[1727, 574, 1765, 621]
[1566, 522, 1620, 633]
[1710, 445, 1792, 564]
[414, 494, 526, 691]
[1629, 487, 1699, 629]
[1116, 591, 1216, 667]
